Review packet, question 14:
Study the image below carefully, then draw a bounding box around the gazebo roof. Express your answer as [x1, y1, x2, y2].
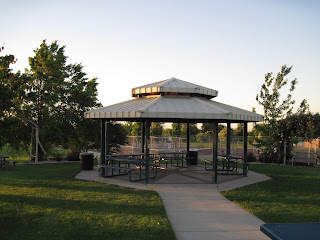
[131, 77, 218, 99]
[85, 78, 263, 123]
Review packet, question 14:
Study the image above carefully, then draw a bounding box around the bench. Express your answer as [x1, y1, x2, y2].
[98, 162, 160, 182]
[201, 159, 212, 171]
[0, 157, 17, 169]
[201, 156, 245, 175]
[291, 152, 318, 166]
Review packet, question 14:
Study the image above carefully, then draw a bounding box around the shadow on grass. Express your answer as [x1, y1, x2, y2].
[0, 163, 176, 240]
[222, 164, 320, 223]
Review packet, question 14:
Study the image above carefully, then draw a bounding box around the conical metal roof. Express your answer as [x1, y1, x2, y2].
[85, 95, 263, 122]
[131, 77, 218, 99]
[85, 78, 263, 122]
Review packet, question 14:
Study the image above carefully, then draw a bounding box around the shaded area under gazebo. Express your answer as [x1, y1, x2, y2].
[84, 77, 263, 184]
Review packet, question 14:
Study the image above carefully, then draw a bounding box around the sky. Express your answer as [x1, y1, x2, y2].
[2, 0, 320, 116]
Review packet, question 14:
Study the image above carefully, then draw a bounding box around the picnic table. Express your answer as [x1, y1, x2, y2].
[218, 155, 242, 174]
[202, 155, 242, 175]
[157, 151, 190, 168]
[99, 154, 160, 182]
[0, 156, 16, 169]
[260, 222, 320, 240]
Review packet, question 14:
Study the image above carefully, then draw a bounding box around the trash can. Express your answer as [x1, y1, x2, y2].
[80, 153, 94, 170]
[187, 151, 198, 165]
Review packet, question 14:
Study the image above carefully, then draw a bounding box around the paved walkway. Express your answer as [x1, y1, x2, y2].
[75, 167, 271, 240]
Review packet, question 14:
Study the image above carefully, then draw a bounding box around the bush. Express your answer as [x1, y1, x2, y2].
[67, 150, 80, 161]
[52, 152, 63, 161]
[247, 152, 256, 162]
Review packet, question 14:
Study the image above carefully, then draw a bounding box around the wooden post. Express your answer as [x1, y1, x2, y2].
[145, 121, 150, 184]
[212, 122, 218, 183]
[243, 122, 248, 177]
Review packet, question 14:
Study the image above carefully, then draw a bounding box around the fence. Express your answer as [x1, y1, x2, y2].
[121, 136, 320, 156]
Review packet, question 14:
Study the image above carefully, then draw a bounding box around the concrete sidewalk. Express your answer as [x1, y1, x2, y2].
[150, 183, 270, 240]
[75, 168, 271, 240]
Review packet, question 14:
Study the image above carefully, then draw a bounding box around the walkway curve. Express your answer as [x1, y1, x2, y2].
[75, 169, 271, 240]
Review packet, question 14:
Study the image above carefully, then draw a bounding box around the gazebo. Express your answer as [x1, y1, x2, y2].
[84, 77, 263, 183]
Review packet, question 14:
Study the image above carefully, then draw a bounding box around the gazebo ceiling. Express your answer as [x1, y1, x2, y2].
[84, 77, 264, 123]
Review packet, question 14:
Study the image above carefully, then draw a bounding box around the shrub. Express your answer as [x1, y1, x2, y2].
[67, 150, 80, 161]
[247, 152, 256, 162]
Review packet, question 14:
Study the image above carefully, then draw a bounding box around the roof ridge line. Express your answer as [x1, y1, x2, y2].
[138, 96, 161, 112]
[194, 98, 231, 114]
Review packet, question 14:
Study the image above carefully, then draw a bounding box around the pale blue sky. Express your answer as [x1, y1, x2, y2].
[2, 0, 320, 115]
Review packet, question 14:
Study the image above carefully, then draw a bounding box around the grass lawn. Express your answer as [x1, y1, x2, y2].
[0, 163, 176, 240]
[221, 164, 320, 223]
[0, 145, 30, 162]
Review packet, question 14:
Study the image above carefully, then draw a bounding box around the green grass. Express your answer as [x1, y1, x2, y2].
[0, 145, 30, 162]
[0, 163, 176, 240]
[221, 164, 320, 223]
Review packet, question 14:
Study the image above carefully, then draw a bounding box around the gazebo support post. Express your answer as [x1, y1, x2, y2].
[106, 121, 110, 155]
[243, 122, 248, 177]
[187, 123, 190, 152]
[145, 120, 150, 184]
[141, 122, 145, 154]
[100, 119, 106, 176]
[212, 122, 218, 183]
[227, 122, 231, 155]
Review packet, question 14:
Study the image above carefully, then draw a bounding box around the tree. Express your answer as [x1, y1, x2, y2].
[201, 123, 225, 133]
[2, 40, 126, 159]
[255, 65, 307, 163]
[20, 40, 104, 157]
[234, 123, 243, 137]
[256, 65, 298, 124]
[150, 122, 163, 136]
[0, 46, 16, 148]
[171, 123, 182, 136]
[123, 122, 134, 136]
[218, 126, 235, 139]
[181, 123, 199, 136]
[162, 128, 172, 137]
[131, 122, 142, 136]
[0, 45, 30, 151]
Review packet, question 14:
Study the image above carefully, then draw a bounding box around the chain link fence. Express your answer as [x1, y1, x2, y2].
[121, 136, 319, 156]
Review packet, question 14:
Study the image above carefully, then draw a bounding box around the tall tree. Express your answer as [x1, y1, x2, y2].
[22, 40, 102, 156]
[4, 40, 127, 159]
[0, 45, 30, 151]
[255, 65, 306, 163]
[256, 65, 297, 124]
